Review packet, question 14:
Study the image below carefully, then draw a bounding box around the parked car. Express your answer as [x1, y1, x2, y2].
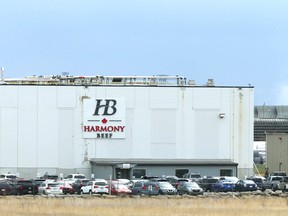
[269, 171, 287, 177]
[177, 181, 204, 195]
[211, 180, 236, 192]
[109, 183, 132, 196]
[0, 181, 15, 195]
[56, 181, 74, 194]
[116, 179, 134, 188]
[33, 179, 46, 187]
[40, 174, 59, 181]
[64, 174, 86, 182]
[0, 173, 18, 181]
[12, 179, 38, 195]
[234, 180, 258, 192]
[80, 179, 109, 195]
[246, 176, 265, 190]
[198, 177, 219, 192]
[281, 176, 288, 192]
[38, 182, 63, 195]
[130, 181, 159, 196]
[182, 173, 202, 182]
[72, 179, 90, 194]
[156, 182, 177, 195]
[166, 177, 190, 189]
[261, 176, 286, 191]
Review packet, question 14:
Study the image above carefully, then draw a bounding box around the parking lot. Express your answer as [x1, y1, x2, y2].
[1, 192, 288, 216]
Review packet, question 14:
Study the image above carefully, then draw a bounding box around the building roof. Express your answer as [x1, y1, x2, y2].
[254, 106, 288, 141]
[90, 158, 238, 166]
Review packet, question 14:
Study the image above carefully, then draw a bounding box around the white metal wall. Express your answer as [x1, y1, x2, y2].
[0, 85, 254, 178]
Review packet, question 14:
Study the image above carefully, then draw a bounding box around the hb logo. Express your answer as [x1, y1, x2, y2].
[93, 99, 117, 116]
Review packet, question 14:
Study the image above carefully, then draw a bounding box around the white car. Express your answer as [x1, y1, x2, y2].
[0, 173, 18, 180]
[38, 182, 63, 195]
[80, 179, 109, 195]
[64, 174, 86, 182]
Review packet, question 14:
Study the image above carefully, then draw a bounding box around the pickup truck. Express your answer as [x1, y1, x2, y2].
[12, 179, 38, 195]
[261, 176, 286, 192]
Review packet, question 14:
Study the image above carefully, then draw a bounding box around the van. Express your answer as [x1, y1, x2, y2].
[182, 173, 202, 181]
[64, 174, 86, 181]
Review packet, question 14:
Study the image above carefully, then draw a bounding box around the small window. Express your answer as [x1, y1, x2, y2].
[220, 169, 233, 176]
[175, 169, 189, 178]
[132, 169, 146, 178]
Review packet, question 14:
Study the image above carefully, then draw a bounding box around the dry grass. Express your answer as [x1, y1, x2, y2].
[0, 195, 288, 216]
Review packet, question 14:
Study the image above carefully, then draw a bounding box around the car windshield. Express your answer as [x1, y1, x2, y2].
[185, 182, 198, 187]
[17, 180, 32, 184]
[158, 182, 173, 189]
[273, 177, 283, 181]
[6, 175, 17, 179]
[114, 184, 128, 189]
[48, 183, 60, 187]
[220, 180, 234, 184]
[95, 182, 107, 186]
[243, 180, 255, 184]
[75, 175, 86, 179]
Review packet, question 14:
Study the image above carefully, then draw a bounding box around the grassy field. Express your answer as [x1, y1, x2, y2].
[0, 196, 288, 216]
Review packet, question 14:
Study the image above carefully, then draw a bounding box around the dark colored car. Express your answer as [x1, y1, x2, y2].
[177, 182, 204, 195]
[12, 179, 38, 195]
[166, 177, 191, 189]
[33, 179, 46, 187]
[211, 180, 235, 192]
[234, 180, 257, 192]
[72, 179, 90, 194]
[0, 181, 15, 195]
[130, 181, 159, 196]
[198, 177, 219, 192]
[156, 182, 177, 195]
[40, 174, 59, 181]
[246, 176, 264, 189]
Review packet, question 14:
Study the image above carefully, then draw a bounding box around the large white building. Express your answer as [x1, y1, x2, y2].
[0, 75, 254, 179]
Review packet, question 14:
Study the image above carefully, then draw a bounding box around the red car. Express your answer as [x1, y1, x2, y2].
[109, 183, 132, 196]
[55, 181, 74, 194]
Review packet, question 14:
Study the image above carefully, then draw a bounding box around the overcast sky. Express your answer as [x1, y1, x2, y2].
[1, 0, 288, 105]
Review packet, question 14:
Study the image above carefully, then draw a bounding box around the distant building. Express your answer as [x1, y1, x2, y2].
[254, 106, 288, 167]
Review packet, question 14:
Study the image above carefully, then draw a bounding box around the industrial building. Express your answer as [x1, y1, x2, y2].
[254, 106, 288, 174]
[0, 75, 254, 179]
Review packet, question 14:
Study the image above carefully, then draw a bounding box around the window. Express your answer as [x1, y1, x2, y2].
[175, 169, 189, 178]
[132, 169, 146, 178]
[220, 169, 233, 176]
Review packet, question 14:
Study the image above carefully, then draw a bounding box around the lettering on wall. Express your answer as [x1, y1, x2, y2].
[83, 98, 126, 139]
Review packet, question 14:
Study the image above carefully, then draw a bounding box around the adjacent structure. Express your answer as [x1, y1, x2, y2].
[0, 75, 254, 179]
